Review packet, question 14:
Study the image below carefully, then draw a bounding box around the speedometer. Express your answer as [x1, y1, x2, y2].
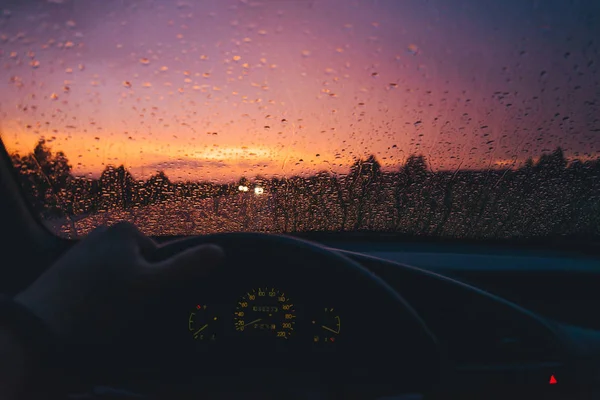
[233, 288, 295, 339]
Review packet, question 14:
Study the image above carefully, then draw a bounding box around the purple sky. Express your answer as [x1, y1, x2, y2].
[0, 0, 599, 182]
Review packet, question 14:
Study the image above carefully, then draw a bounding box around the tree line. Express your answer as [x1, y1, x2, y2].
[9, 138, 600, 238]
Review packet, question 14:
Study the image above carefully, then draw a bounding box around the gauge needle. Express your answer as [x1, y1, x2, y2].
[193, 324, 209, 336]
[321, 325, 340, 334]
[243, 318, 262, 327]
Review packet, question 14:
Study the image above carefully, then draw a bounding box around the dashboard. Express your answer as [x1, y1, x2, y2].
[73, 234, 438, 398]
[62, 234, 600, 399]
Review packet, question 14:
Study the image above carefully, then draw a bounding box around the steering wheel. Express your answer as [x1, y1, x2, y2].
[70, 233, 442, 398]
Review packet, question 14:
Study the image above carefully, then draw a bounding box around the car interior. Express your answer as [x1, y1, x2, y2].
[1, 1, 600, 399]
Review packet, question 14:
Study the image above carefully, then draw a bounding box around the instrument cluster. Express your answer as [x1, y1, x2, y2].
[187, 287, 342, 346]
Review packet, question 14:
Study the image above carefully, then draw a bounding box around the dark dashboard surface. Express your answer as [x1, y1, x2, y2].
[317, 240, 600, 331]
[72, 234, 442, 398]
[13, 232, 600, 399]
[100, 234, 600, 399]
[330, 243, 600, 398]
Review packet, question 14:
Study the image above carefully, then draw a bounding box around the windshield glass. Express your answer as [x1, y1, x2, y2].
[1, 0, 599, 240]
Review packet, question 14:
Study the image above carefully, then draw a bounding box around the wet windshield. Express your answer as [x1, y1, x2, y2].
[1, 0, 599, 239]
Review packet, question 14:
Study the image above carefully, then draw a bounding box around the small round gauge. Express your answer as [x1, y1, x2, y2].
[233, 288, 295, 339]
[312, 307, 340, 344]
[188, 304, 218, 341]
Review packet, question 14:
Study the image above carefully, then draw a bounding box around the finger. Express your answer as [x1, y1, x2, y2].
[106, 221, 157, 257]
[140, 244, 225, 285]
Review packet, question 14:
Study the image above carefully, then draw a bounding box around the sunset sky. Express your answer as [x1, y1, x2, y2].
[0, 0, 598, 182]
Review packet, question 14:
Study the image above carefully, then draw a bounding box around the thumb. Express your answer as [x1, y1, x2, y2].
[141, 244, 225, 285]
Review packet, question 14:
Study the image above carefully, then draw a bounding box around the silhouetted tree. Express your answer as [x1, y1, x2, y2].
[145, 171, 171, 204]
[402, 154, 428, 181]
[348, 155, 382, 230]
[523, 157, 535, 170]
[542, 147, 566, 166]
[536, 147, 567, 175]
[10, 138, 73, 217]
[98, 165, 137, 211]
[394, 154, 429, 230]
[7, 139, 600, 240]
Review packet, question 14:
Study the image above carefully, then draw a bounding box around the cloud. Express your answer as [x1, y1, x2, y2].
[137, 157, 283, 182]
[143, 158, 280, 170]
[144, 159, 229, 170]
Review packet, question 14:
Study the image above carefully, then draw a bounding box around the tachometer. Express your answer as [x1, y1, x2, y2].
[233, 288, 295, 339]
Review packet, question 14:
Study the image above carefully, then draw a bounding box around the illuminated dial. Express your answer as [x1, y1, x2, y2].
[188, 304, 218, 341]
[233, 288, 295, 339]
[312, 308, 340, 344]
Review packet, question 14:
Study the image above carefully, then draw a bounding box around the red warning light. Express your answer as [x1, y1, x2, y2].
[549, 375, 557, 385]
[330, 338, 335, 342]
[196, 305, 201, 310]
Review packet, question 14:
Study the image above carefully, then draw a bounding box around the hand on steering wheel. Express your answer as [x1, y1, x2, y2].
[16, 222, 224, 341]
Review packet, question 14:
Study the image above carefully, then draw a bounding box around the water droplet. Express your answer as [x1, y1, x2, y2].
[139, 57, 150, 65]
[30, 60, 40, 69]
[50, 93, 59, 100]
[407, 44, 419, 55]
[123, 81, 132, 88]
[160, 66, 169, 72]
